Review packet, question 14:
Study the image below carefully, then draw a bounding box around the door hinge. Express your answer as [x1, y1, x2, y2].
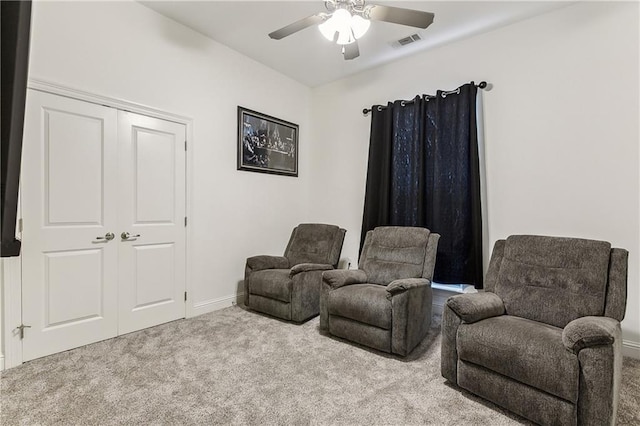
[18, 218, 23, 233]
[17, 324, 31, 340]
[185, 140, 187, 151]
[184, 217, 187, 227]
[184, 291, 187, 301]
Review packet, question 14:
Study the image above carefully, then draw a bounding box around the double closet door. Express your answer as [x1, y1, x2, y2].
[21, 90, 186, 362]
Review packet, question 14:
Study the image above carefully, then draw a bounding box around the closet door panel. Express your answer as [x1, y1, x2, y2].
[117, 111, 186, 335]
[21, 90, 119, 361]
[20, 92, 187, 361]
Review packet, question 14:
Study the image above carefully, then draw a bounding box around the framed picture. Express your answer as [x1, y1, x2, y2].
[237, 106, 298, 177]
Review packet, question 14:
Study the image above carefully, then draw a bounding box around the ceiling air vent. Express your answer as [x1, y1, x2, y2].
[390, 33, 423, 49]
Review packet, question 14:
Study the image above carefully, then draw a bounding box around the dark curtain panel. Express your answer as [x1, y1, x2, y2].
[361, 83, 483, 288]
[1, 1, 32, 257]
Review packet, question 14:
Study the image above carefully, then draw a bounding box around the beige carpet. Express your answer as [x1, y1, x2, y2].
[2, 305, 639, 425]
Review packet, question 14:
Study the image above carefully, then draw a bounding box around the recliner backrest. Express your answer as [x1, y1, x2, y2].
[284, 224, 345, 268]
[359, 226, 431, 286]
[487, 235, 626, 328]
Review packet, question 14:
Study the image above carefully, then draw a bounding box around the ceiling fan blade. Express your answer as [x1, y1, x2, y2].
[268, 14, 326, 40]
[366, 5, 434, 29]
[343, 40, 360, 60]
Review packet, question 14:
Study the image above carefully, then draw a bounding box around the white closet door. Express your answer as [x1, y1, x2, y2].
[117, 111, 186, 335]
[21, 90, 119, 361]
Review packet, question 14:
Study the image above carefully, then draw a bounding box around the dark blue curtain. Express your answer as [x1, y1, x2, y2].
[360, 83, 483, 288]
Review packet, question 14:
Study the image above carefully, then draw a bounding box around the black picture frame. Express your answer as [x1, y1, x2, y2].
[237, 106, 298, 177]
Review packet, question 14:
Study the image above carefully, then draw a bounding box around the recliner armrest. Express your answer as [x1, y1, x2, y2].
[386, 278, 430, 296]
[562, 316, 620, 354]
[446, 292, 505, 324]
[322, 269, 368, 289]
[246, 255, 289, 271]
[290, 263, 333, 277]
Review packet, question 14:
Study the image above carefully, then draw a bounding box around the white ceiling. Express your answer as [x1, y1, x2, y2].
[140, 1, 574, 87]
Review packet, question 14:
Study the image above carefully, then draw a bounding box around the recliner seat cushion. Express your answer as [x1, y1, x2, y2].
[248, 269, 291, 303]
[457, 315, 579, 403]
[495, 235, 611, 328]
[328, 284, 391, 330]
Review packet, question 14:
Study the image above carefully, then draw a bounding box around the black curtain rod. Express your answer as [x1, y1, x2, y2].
[362, 81, 488, 115]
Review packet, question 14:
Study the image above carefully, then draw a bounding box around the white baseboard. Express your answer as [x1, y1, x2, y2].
[190, 293, 244, 317]
[0, 354, 4, 371]
[622, 340, 640, 359]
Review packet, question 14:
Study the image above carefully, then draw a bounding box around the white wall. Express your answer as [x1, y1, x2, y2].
[3, 0, 638, 366]
[308, 2, 640, 349]
[28, 0, 313, 310]
[1, 0, 311, 337]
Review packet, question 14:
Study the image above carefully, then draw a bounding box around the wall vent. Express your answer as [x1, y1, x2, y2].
[390, 33, 422, 49]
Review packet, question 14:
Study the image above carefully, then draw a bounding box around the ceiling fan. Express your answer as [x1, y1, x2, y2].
[268, 0, 435, 60]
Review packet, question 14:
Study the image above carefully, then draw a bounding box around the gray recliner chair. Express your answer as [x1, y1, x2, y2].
[244, 223, 346, 323]
[320, 226, 440, 356]
[442, 235, 628, 426]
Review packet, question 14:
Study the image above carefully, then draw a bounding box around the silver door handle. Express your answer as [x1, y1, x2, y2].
[95, 232, 115, 241]
[121, 232, 141, 240]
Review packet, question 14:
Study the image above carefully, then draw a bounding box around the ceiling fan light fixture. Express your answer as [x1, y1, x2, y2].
[318, 18, 337, 41]
[319, 8, 361, 45]
[331, 8, 352, 28]
[332, 8, 353, 44]
[351, 15, 370, 39]
[336, 29, 355, 45]
[269, 1, 434, 61]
